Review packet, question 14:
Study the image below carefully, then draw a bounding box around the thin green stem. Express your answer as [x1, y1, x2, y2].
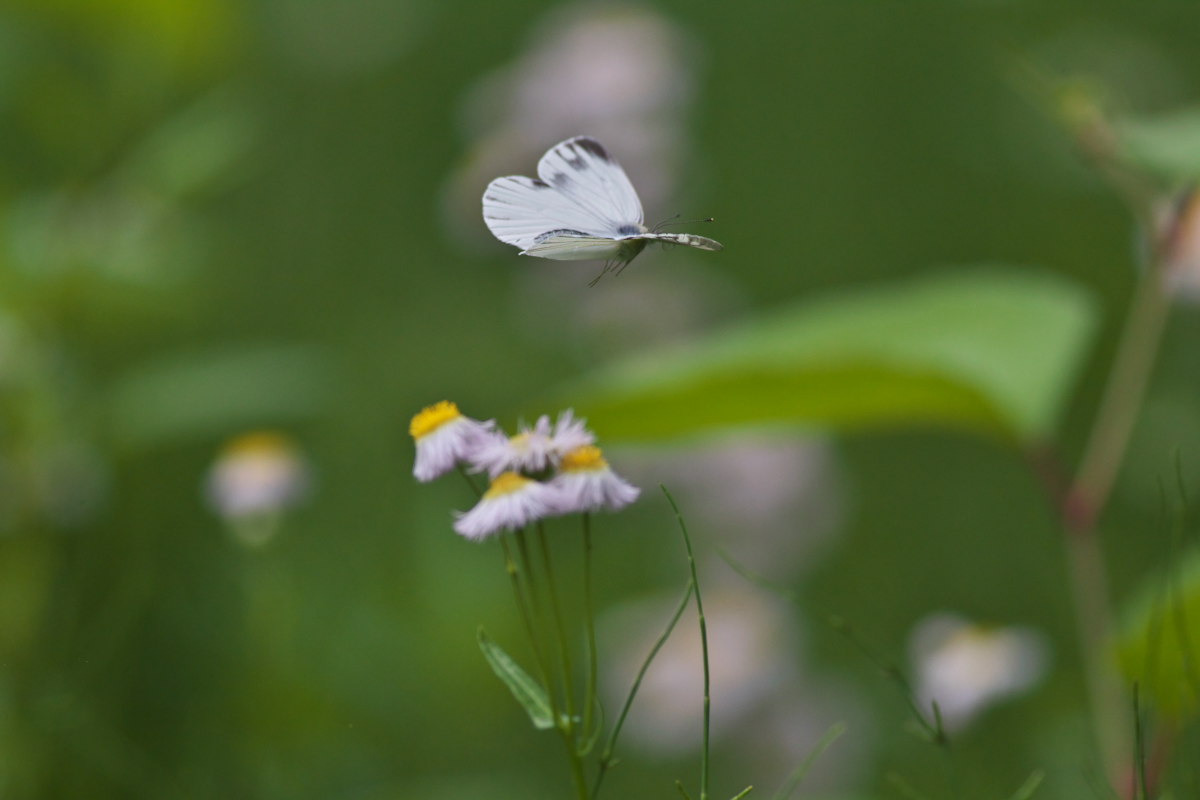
[538, 524, 578, 730]
[721, 549, 949, 746]
[499, 534, 558, 724]
[515, 528, 541, 613]
[456, 465, 484, 497]
[1072, 269, 1172, 522]
[559, 727, 590, 800]
[1063, 265, 1172, 780]
[663, 486, 710, 800]
[593, 579, 695, 799]
[1133, 684, 1148, 800]
[581, 514, 599, 752]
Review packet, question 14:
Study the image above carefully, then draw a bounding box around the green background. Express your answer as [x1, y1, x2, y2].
[2, 1, 1199, 798]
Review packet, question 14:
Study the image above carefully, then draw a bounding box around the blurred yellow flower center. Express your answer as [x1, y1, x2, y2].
[410, 401, 461, 439]
[560, 445, 607, 472]
[223, 431, 295, 458]
[485, 471, 532, 498]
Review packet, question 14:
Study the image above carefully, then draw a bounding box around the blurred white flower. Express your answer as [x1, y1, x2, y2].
[207, 431, 310, 545]
[601, 583, 799, 754]
[624, 433, 843, 580]
[909, 613, 1049, 732]
[546, 445, 639, 514]
[1157, 187, 1200, 299]
[453, 471, 555, 541]
[410, 401, 495, 482]
[443, 3, 698, 251]
[469, 409, 594, 478]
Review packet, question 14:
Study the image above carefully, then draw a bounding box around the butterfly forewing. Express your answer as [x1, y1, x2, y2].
[535, 137, 644, 231]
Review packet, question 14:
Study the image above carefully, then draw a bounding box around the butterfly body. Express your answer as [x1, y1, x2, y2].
[482, 136, 721, 280]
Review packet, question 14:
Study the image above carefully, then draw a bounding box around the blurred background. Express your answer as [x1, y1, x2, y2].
[2, 1, 1200, 798]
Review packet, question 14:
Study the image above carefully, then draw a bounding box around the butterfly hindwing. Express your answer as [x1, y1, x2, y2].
[520, 231, 627, 261]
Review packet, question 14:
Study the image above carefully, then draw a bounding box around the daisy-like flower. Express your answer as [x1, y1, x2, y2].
[547, 445, 640, 514]
[207, 431, 310, 520]
[453, 471, 555, 541]
[551, 408, 594, 454]
[410, 401, 494, 482]
[910, 613, 1048, 731]
[1159, 187, 1200, 299]
[470, 409, 596, 478]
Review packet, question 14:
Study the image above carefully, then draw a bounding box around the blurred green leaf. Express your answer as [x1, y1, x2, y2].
[477, 628, 554, 731]
[118, 88, 258, 199]
[1116, 546, 1200, 718]
[107, 345, 329, 450]
[1117, 108, 1200, 180]
[563, 268, 1097, 444]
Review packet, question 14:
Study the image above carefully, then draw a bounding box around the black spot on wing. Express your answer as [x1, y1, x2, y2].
[551, 172, 570, 187]
[617, 225, 641, 235]
[562, 149, 587, 170]
[530, 178, 551, 188]
[572, 138, 611, 161]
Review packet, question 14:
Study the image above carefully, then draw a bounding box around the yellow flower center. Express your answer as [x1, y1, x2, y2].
[560, 445, 607, 472]
[222, 431, 296, 458]
[484, 471, 532, 498]
[410, 401, 461, 439]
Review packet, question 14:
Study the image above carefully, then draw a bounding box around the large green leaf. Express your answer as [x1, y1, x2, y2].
[560, 268, 1097, 444]
[1116, 546, 1200, 719]
[1117, 107, 1200, 180]
[477, 628, 555, 730]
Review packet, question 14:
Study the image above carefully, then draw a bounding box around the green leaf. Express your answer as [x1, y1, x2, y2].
[1117, 108, 1200, 180]
[1116, 546, 1200, 718]
[561, 268, 1096, 445]
[108, 345, 329, 451]
[476, 628, 555, 730]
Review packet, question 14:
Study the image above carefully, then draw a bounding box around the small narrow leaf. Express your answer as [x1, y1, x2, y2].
[477, 628, 555, 730]
[886, 772, 932, 800]
[773, 722, 846, 800]
[1007, 769, 1045, 800]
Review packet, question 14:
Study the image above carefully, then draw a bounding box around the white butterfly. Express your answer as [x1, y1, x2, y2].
[482, 136, 722, 283]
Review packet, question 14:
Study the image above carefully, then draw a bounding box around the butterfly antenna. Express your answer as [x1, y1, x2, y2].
[651, 213, 681, 233]
[653, 215, 716, 233]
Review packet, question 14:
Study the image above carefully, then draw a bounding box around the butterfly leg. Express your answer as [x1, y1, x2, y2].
[590, 258, 627, 287]
[588, 261, 613, 287]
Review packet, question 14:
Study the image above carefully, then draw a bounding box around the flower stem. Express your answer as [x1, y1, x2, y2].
[663, 486, 710, 800]
[500, 533, 558, 724]
[1063, 261, 1172, 781]
[581, 514, 599, 752]
[594, 580, 694, 799]
[538, 524, 578, 733]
